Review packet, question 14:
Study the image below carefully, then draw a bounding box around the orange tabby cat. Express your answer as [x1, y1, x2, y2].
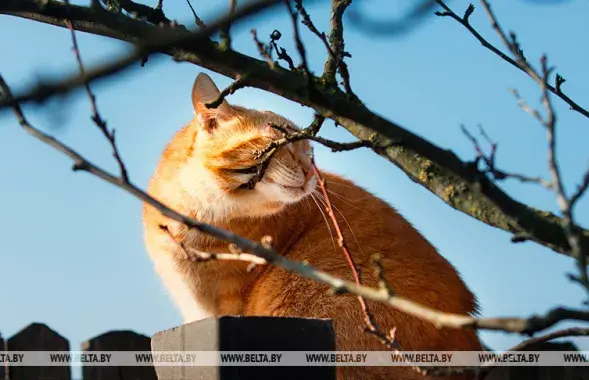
[143, 73, 483, 380]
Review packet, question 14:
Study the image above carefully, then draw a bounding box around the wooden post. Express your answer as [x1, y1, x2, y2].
[151, 316, 336, 380]
[6, 323, 70, 380]
[0, 332, 6, 380]
[82, 330, 157, 380]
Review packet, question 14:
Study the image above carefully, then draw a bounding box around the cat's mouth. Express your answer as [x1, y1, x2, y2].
[277, 175, 317, 199]
[279, 184, 306, 196]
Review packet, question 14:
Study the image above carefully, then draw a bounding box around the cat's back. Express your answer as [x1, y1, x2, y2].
[318, 173, 476, 312]
[292, 172, 466, 276]
[246, 171, 480, 351]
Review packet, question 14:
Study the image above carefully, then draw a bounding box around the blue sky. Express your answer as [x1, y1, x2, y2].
[1, 0, 588, 364]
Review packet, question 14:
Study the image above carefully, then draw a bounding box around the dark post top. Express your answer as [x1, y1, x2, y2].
[151, 316, 337, 380]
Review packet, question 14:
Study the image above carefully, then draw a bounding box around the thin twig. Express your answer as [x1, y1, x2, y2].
[570, 167, 589, 208]
[268, 29, 296, 71]
[293, 0, 334, 58]
[322, 0, 355, 98]
[461, 124, 552, 188]
[0, 0, 287, 111]
[220, 0, 237, 49]
[185, 0, 206, 29]
[66, 19, 129, 182]
[4, 74, 587, 335]
[512, 326, 589, 351]
[311, 158, 432, 377]
[235, 115, 399, 190]
[292, 0, 355, 99]
[159, 225, 267, 266]
[251, 29, 277, 69]
[311, 159, 398, 349]
[427, 327, 589, 377]
[285, 0, 312, 85]
[474, 326, 589, 377]
[284, 0, 313, 74]
[435, 0, 589, 120]
[4, 0, 587, 260]
[115, 0, 172, 26]
[440, 0, 589, 295]
[236, 115, 326, 190]
[509, 56, 589, 297]
[205, 75, 249, 109]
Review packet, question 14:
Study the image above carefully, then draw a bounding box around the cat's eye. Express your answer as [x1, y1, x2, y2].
[238, 182, 253, 190]
[227, 166, 259, 175]
[225, 166, 261, 191]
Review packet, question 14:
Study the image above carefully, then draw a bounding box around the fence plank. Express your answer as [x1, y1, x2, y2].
[151, 316, 336, 380]
[82, 330, 157, 380]
[6, 323, 70, 380]
[0, 332, 6, 380]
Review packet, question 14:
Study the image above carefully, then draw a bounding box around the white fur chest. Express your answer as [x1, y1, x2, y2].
[152, 249, 214, 324]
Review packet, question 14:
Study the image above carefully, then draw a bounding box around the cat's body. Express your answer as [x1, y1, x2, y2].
[143, 73, 483, 380]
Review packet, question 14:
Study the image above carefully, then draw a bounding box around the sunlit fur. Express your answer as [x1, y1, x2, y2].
[143, 73, 483, 380]
[178, 106, 316, 222]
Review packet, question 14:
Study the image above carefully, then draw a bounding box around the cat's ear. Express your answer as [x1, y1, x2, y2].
[191, 73, 233, 131]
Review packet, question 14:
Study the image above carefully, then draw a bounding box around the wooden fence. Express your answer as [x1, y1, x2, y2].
[1, 322, 157, 380]
[1, 320, 588, 380]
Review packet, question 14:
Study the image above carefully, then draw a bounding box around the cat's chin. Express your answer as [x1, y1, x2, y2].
[279, 185, 309, 200]
[283, 175, 317, 202]
[256, 176, 317, 205]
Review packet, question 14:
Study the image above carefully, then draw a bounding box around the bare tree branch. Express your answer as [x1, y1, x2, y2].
[323, 0, 354, 97]
[235, 115, 399, 190]
[285, 0, 311, 84]
[206, 75, 250, 109]
[185, 0, 207, 29]
[505, 55, 589, 296]
[510, 327, 589, 351]
[293, 0, 333, 58]
[1, 0, 588, 262]
[102, 0, 173, 26]
[160, 225, 267, 266]
[435, 0, 589, 120]
[461, 124, 552, 188]
[219, 0, 238, 49]
[4, 74, 589, 337]
[570, 168, 589, 208]
[427, 327, 589, 378]
[251, 29, 278, 69]
[66, 19, 129, 182]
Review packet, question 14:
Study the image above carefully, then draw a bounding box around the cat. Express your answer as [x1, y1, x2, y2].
[142, 72, 483, 380]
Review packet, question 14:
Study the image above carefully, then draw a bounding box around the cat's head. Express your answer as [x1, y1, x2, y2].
[182, 73, 316, 219]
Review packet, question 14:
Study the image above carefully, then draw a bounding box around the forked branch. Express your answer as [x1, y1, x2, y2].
[66, 19, 129, 182]
[2, 0, 589, 271]
[435, 0, 589, 120]
[2, 74, 589, 338]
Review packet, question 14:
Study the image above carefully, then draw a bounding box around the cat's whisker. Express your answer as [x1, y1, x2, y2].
[313, 191, 364, 257]
[303, 197, 315, 214]
[326, 189, 370, 215]
[332, 203, 365, 257]
[324, 180, 356, 189]
[310, 192, 337, 251]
